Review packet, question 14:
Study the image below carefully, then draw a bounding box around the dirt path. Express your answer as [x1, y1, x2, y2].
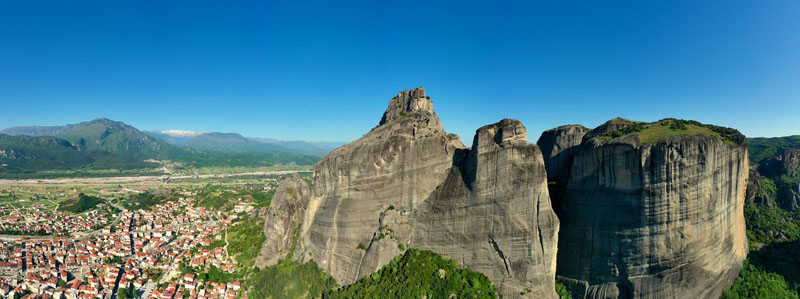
[224, 229, 230, 261]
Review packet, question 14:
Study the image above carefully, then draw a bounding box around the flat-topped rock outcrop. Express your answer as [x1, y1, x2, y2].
[555, 118, 749, 299]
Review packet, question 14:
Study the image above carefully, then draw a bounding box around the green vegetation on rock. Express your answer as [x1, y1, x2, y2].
[324, 248, 498, 299]
[599, 118, 744, 145]
[556, 281, 572, 299]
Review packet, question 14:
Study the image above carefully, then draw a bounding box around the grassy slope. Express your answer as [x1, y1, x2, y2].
[598, 119, 738, 145]
[636, 123, 722, 144]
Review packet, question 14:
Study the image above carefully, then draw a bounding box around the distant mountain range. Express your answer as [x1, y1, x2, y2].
[145, 130, 343, 157]
[0, 118, 328, 177]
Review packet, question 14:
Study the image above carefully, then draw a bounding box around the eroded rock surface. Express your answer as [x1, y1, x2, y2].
[295, 88, 559, 298]
[255, 174, 310, 268]
[760, 148, 800, 178]
[537, 125, 588, 211]
[783, 183, 800, 211]
[556, 120, 749, 299]
[413, 119, 559, 298]
[745, 169, 775, 208]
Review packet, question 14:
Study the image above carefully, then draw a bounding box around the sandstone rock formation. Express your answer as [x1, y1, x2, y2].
[537, 125, 588, 211]
[295, 87, 559, 298]
[783, 183, 800, 211]
[411, 119, 560, 298]
[760, 147, 800, 178]
[537, 125, 588, 184]
[745, 169, 775, 208]
[555, 119, 749, 299]
[255, 174, 310, 268]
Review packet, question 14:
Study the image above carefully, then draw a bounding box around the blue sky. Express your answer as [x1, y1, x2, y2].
[1, 1, 798, 142]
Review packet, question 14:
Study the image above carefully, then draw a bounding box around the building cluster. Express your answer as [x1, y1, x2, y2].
[0, 204, 113, 236]
[0, 195, 251, 299]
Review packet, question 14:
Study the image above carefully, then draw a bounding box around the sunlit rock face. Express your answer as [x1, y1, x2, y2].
[412, 118, 559, 298]
[255, 174, 310, 268]
[556, 119, 749, 299]
[294, 88, 560, 298]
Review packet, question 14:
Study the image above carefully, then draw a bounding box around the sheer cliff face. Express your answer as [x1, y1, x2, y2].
[412, 119, 559, 298]
[256, 174, 310, 268]
[296, 88, 559, 298]
[556, 124, 748, 299]
[537, 125, 589, 211]
[296, 87, 459, 284]
[537, 125, 587, 185]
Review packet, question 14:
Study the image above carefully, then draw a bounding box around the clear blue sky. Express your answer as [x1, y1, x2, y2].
[1, 1, 799, 142]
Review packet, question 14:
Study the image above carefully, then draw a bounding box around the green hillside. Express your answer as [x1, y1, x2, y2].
[58, 193, 105, 213]
[0, 133, 151, 173]
[324, 249, 498, 298]
[55, 118, 169, 159]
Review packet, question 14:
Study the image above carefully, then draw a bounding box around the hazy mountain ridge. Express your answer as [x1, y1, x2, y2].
[146, 131, 343, 156]
[0, 118, 320, 177]
[0, 125, 71, 137]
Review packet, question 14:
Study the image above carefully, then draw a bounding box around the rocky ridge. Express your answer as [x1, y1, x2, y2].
[255, 88, 750, 299]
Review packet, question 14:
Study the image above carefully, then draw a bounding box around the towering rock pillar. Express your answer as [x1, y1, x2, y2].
[556, 119, 749, 299]
[537, 125, 589, 211]
[295, 88, 560, 298]
[413, 119, 559, 298]
[295, 86, 461, 285]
